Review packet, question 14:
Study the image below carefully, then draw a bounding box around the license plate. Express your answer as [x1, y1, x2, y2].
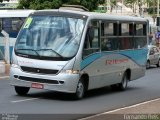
[31, 83, 43, 89]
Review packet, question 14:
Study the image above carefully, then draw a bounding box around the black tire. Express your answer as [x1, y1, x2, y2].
[146, 60, 150, 69]
[110, 84, 118, 90]
[15, 86, 30, 96]
[74, 80, 85, 100]
[156, 59, 160, 67]
[118, 72, 128, 91]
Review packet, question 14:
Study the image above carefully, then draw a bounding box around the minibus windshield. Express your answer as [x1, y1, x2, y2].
[15, 16, 86, 60]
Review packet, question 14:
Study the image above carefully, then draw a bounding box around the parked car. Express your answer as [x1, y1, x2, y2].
[146, 45, 160, 69]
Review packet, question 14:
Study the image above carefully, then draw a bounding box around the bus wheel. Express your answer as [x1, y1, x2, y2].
[118, 72, 128, 90]
[74, 80, 85, 100]
[15, 86, 30, 96]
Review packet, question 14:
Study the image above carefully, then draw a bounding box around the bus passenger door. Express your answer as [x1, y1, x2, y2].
[82, 20, 102, 89]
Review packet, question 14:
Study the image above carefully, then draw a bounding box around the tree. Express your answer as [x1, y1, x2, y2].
[29, 0, 61, 10]
[0, 0, 9, 2]
[17, 0, 105, 11]
[124, 0, 137, 13]
[17, 0, 61, 9]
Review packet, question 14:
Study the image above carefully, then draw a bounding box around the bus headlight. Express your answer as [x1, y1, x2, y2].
[63, 70, 79, 74]
[11, 64, 20, 68]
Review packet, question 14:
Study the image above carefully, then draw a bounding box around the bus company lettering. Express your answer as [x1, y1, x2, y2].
[18, 61, 33, 65]
[106, 59, 129, 65]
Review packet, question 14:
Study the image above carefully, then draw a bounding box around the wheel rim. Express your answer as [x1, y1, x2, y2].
[76, 82, 84, 98]
[122, 76, 127, 89]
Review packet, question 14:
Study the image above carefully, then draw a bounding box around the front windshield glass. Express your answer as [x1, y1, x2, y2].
[15, 16, 86, 60]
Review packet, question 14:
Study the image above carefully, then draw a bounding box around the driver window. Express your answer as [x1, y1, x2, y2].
[83, 20, 100, 58]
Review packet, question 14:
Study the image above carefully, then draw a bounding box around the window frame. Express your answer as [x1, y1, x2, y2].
[100, 20, 118, 51]
[82, 19, 148, 57]
[82, 20, 100, 58]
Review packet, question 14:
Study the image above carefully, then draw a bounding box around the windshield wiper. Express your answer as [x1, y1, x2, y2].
[16, 49, 41, 58]
[37, 49, 64, 58]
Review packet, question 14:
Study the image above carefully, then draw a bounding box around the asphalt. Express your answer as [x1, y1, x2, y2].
[1, 69, 160, 120]
[81, 98, 160, 120]
[0, 73, 9, 80]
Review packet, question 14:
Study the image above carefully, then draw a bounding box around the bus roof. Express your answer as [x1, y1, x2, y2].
[31, 9, 147, 22]
[0, 10, 35, 17]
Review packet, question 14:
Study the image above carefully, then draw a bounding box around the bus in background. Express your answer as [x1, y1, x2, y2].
[10, 9, 148, 99]
[0, 10, 35, 60]
[94, 5, 108, 13]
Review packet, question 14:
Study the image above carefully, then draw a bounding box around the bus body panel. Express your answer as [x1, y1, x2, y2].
[10, 52, 79, 93]
[10, 67, 79, 93]
[16, 56, 68, 71]
[80, 49, 147, 90]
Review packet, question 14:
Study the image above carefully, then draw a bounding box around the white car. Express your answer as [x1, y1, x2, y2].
[146, 45, 160, 69]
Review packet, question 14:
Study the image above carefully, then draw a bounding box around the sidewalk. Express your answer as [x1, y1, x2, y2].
[0, 62, 10, 80]
[81, 98, 160, 120]
[0, 72, 9, 79]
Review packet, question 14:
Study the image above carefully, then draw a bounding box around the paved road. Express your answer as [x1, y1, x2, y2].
[0, 66, 160, 120]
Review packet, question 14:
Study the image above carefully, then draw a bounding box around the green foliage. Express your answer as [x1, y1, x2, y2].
[0, 0, 9, 2]
[30, 0, 61, 10]
[125, 0, 137, 4]
[110, 0, 116, 6]
[147, 7, 157, 15]
[17, 0, 105, 11]
[18, 0, 61, 9]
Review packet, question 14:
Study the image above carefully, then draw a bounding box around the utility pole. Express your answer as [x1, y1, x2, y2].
[157, 0, 159, 17]
[142, 0, 143, 17]
[106, 0, 111, 13]
[121, 0, 123, 14]
[1, 30, 10, 64]
[138, 0, 143, 17]
[140, 0, 143, 17]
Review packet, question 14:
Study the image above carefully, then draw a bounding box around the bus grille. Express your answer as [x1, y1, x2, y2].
[18, 76, 59, 84]
[20, 66, 59, 74]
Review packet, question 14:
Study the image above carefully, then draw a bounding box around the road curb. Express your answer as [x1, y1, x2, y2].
[0, 61, 5, 73]
[79, 98, 160, 120]
[0, 61, 10, 80]
[0, 76, 9, 80]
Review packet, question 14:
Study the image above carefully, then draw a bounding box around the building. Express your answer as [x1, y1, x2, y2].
[0, 0, 18, 10]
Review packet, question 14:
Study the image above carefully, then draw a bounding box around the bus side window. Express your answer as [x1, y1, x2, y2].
[0, 19, 2, 36]
[118, 23, 134, 50]
[12, 18, 25, 32]
[101, 22, 118, 51]
[83, 21, 100, 58]
[2, 18, 12, 33]
[84, 27, 94, 49]
[0, 19, 2, 30]
[134, 23, 147, 49]
[2, 18, 25, 38]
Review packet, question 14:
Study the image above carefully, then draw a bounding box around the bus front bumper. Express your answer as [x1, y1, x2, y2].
[10, 66, 80, 93]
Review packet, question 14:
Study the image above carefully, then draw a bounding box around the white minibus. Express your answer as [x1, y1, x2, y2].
[10, 9, 148, 99]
